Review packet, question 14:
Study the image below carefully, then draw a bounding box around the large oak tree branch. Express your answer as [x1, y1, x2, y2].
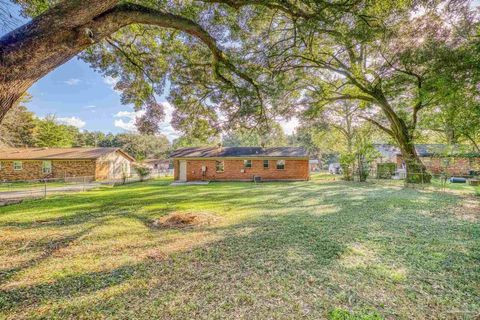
[0, 1, 256, 122]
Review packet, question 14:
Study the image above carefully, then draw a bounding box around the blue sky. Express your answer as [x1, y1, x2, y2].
[25, 59, 178, 139]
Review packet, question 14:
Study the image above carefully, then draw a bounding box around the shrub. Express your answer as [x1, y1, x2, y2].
[339, 153, 355, 181]
[134, 166, 151, 182]
[377, 163, 396, 179]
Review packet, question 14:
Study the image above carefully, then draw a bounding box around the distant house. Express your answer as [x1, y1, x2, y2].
[309, 159, 321, 172]
[0, 147, 135, 181]
[373, 144, 480, 176]
[142, 159, 171, 173]
[170, 147, 309, 182]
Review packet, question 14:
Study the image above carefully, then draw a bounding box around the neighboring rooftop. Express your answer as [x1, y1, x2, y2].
[0, 147, 135, 161]
[169, 147, 309, 159]
[374, 144, 480, 157]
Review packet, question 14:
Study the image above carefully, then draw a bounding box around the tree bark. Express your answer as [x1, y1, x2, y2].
[371, 91, 431, 183]
[0, 1, 240, 123]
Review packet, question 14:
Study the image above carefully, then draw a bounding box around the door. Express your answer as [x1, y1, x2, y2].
[179, 160, 187, 181]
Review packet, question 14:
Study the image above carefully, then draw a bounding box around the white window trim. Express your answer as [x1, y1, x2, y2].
[216, 161, 224, 173]
[276, 160, 286, 170]
[13, 161, 23, 171]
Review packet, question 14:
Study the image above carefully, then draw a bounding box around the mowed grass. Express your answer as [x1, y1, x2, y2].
[0, 175, 479, 319]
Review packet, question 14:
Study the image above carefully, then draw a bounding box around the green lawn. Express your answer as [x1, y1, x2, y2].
[0, 175, 478, 319]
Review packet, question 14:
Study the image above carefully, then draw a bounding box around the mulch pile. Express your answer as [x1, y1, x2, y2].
[151, 212, 219, 229]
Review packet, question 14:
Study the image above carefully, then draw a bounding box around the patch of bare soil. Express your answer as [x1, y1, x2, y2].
[151, 212, 219, 229]
[452, 197, 480, 222]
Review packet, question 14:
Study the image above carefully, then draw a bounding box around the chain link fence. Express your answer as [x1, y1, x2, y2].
[0, 169, 174, 204]
[343, 167, 480, 194]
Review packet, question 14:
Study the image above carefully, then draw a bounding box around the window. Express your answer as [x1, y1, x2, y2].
[42, 161, 52, 174]
[263, 160, 269, 169]
[216, 161, 224, 172]
[244, 160, 252, 168]
[13, 161, 22, 171]
[276, 160, 285, 170]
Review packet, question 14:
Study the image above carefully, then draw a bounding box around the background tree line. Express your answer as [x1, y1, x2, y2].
[0, 102, 170, 161]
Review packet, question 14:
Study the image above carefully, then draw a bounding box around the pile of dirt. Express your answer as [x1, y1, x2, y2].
[151, 212, 219, 229]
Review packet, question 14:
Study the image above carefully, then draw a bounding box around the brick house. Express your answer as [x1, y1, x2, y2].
[0, 147, 135, 181]
[373, 144, 480, 176]
[170, 147, 309, 182]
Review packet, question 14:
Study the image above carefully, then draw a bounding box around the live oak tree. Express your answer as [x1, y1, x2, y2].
[238, 1, 478, 182]
[222, 122, 287, 148]
[0, 0, 269, 127]
[0, 0, 358, 132]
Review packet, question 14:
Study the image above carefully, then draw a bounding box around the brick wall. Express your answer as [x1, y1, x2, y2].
[0, 160, 96, 181]
[175, 159, 309, 181]
[421, 157, 480, 175]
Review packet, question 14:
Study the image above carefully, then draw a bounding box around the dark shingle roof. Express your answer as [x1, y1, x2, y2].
[373, 144, 400, 158]
[0, 147, 135, 161]
[374, 144, 480, 157]
[169, 147, 308, 159]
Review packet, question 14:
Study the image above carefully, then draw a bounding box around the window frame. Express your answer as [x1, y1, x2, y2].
[13, 161, 23, 171]
[263, 160, 269, 169]
[276, 160, 286, 170]
[244, 159, 252, 168]
[42, 160, 52, 174]
[216, 160, 225, 173]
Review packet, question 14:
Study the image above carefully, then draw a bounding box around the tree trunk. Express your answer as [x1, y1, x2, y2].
[373, 93, 431, 183]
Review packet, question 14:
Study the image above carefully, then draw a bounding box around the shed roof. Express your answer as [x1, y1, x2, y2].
[169, 147, 308, 159]
[0, 147, 135, 161]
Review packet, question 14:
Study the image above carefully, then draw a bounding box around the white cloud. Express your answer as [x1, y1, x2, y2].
[114, 110, 145, 132]
[64, 78, 81, 86]
[84, 105, 96, 109]
[279, 117, 299, 135]
[57, 117, 86, 129]
[113, 101, 179, 140]
[103, 76, 121, 94]
[114, 119, 137, 132]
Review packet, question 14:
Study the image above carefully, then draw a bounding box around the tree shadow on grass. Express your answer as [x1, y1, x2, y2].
[0, 226, 95, 285]
[0, 179, 477, 318]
